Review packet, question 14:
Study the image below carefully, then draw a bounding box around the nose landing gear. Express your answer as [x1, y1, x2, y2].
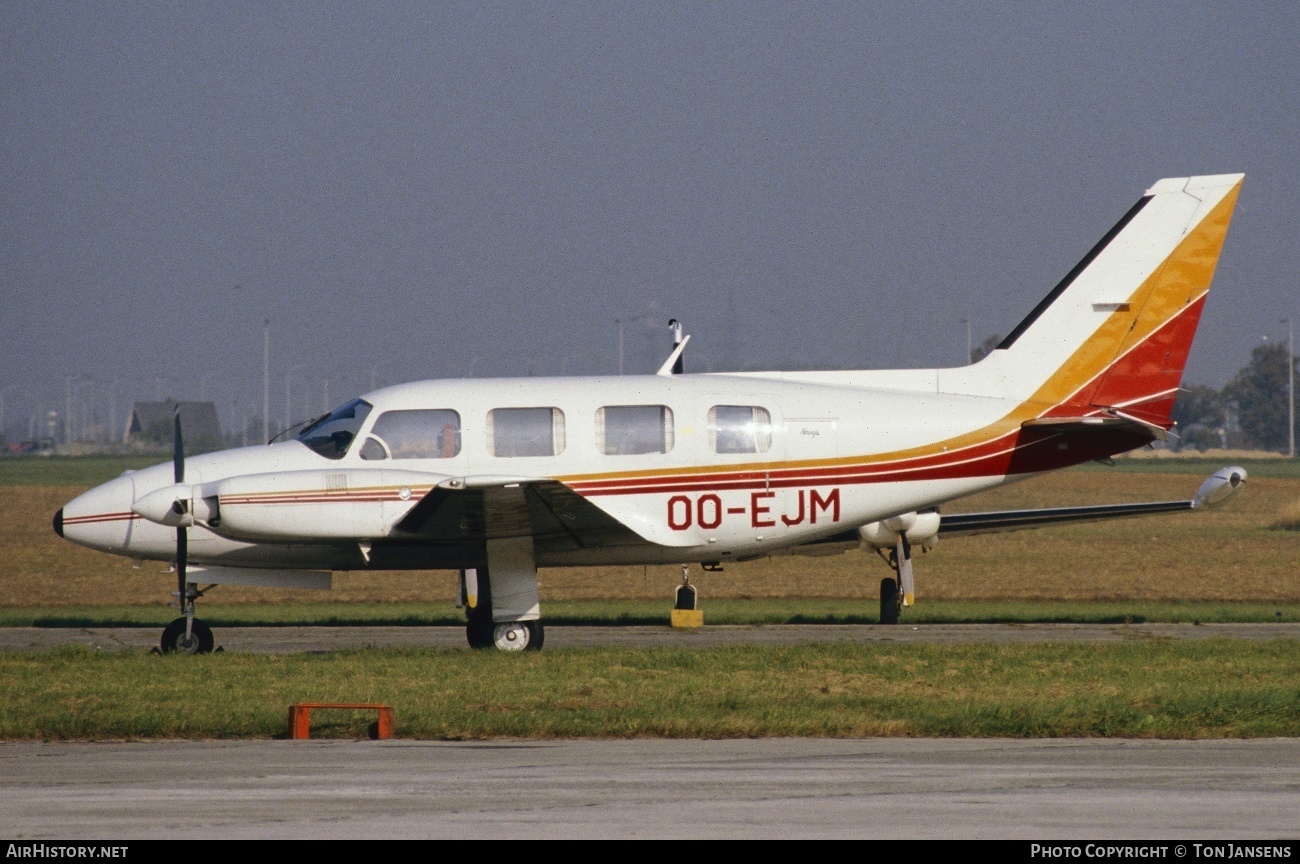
[155, 405, 217, 655]
[160, 581, 216, 654]
[161, 616, 214, 654]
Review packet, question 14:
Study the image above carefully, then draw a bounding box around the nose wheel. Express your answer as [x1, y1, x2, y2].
[161, 617, 214, 654]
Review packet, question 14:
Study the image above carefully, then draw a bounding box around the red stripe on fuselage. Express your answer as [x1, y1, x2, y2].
[569, 426, 1147, 497]
[221, 488, 433, 506]
[61, 511, 140, 525]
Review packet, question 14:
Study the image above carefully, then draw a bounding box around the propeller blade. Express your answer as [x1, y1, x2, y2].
[176, 525, 188, 600]
[173, 405, 189, 605]
[173, 405, 185, 484]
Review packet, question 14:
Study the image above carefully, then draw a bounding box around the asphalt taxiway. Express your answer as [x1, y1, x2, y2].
[2, 621, 1297, 653]
[1, 738, 1297, 839]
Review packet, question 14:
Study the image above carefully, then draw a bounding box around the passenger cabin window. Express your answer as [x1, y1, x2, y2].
[488, 407, 565, 457]
[597, 405, 674, 455]
[360, 409, 461, 460]
[296, 399, 373, 460]
[709, 405, 772, 454]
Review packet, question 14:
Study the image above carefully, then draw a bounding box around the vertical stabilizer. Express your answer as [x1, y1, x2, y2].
[951, 174, 1243, 428]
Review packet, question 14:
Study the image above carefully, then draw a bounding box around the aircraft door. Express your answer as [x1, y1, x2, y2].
[669, 396, 791, 548]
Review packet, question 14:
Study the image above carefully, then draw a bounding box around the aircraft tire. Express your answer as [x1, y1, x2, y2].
[879, 578, 900, 625]
[466, 610, 495, 649]
[161, 617, 215, 654]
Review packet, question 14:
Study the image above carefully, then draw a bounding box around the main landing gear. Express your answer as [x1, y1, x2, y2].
[462, 576, 543, 649]
[460, 491, 546, 652]
[460, 561, 544, 652]
[874, 532, 914, 626]
[462, 545, 543, 654]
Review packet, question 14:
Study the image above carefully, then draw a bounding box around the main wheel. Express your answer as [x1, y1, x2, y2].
[161, 617, 215, 654]
[879, 578, 900, 625]
[492, 621, 544, 652]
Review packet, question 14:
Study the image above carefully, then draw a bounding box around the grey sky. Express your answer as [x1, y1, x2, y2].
[3, 2, 1297, 440]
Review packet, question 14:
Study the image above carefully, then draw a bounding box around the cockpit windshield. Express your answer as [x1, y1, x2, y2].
[295, 399, 373, 459]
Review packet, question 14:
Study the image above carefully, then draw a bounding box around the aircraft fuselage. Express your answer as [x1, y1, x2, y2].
[57, 372, 1146, 572]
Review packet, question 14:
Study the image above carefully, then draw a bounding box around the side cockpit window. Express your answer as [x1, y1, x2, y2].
[360, 409, 462, 460]
[296, 399, 373, 460]
[709, 405, 772, 454]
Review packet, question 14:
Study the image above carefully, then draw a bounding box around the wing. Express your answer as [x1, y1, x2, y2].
[938, 465, 1246, 537]
[938, 499, 1192, 536]
[390, 478, 657, 554]
[785, 466, 1248, 558]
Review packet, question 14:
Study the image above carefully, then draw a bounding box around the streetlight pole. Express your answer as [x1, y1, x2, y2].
[262, 320, 270, 444]
[371, 361, 395, 390]
[108, 379, 119, 444]
[615, 319, 625, 375]
[1285, 317, 1295, 459]
[0, 386, 22, 443]
[615, 307, 656, 375]
[64, 376, 74, 446]
[961, 319, 972, 364]
[284, 364, 307, 432]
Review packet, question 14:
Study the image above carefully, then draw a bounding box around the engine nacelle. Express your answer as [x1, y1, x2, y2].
[131, 483, 220, 528]
[858, 510, 941, 550]
[209, 468, 450, 541]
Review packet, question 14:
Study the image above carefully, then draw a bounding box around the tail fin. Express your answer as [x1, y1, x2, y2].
[951, 174, 1243, 428]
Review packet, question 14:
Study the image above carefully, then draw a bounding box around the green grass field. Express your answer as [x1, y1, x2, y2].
[1075, 455, 1300, 479]
[0, 455, 162, 487]
[2, 640, 1294, 740]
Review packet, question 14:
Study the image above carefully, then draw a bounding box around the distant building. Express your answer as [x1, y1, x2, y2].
[125, 401, 221, 447]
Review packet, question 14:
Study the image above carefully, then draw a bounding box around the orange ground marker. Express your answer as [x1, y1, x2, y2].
[289, 703, 394, 740]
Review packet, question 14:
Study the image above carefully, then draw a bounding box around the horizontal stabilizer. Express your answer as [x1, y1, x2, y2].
[1022, 412, 1170, 442]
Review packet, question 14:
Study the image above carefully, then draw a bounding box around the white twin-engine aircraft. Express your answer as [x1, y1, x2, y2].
[57, 174, 1248, 653]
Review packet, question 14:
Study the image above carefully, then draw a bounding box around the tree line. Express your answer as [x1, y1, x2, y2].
[1173, 342, 1296, 453]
